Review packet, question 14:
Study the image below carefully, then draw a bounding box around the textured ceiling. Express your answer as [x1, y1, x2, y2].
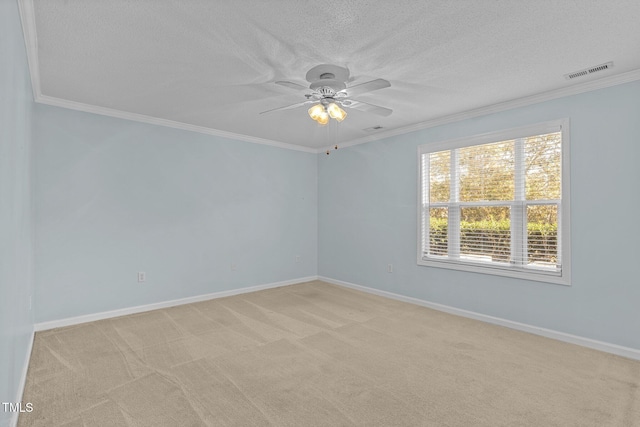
[22, 0, 640, 150]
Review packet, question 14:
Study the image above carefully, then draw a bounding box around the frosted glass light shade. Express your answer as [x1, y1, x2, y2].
[316, 110, 329, 125]
[327, 103, 347, 122]
[308, 104, 325, 120]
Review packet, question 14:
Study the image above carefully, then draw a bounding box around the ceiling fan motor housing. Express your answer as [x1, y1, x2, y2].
[306, 64, 349, 94]
[310, 81, 346, 95]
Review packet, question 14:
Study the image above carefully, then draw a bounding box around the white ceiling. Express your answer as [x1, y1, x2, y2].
[20, 0, 640, 151]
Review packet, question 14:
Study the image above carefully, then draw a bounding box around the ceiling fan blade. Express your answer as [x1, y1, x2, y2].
[259, 100, 313, 115]
[275, 80, 309, 91]
[343, 99, 393, 117]
[342, 78, 391, 97]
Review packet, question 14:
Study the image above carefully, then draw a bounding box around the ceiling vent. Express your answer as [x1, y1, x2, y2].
[564, 61, 613, 80]
[364, 126, 384, 132]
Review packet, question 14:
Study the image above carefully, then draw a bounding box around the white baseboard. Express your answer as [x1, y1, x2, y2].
[34, 276, 319, 332]
[319, 276, 640, 361]
[10, 328, 35, 427]
[32, 273, 640, 359]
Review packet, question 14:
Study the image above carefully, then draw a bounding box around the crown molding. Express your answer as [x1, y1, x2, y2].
[317, 68, 640, 152]
[18, 0, 40, 96]
[18, 0, 640, 155]
[18, 0, 316, 154]
[34, 95, 318, 153]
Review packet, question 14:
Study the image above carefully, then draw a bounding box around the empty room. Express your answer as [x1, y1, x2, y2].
[2, 0, 640, 426]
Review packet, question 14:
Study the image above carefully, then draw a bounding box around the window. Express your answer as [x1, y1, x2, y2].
[418, 120, 571, 285]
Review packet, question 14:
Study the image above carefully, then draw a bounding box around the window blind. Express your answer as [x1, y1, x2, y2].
[419, 122, 568, 283]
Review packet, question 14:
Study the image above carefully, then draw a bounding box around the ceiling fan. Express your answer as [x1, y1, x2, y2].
[261, 64, 392, 124]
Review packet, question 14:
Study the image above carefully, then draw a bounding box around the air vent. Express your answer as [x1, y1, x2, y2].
[364, 126, 384, 132]
[564, 61, 613, 80]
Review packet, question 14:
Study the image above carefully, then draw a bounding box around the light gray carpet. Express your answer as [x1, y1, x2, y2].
[19, 281, 640, 426]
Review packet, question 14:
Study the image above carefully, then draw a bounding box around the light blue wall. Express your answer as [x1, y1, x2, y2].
[0, 0, 35, 425]
[319, 80, 640, 350]
[33, 106, 318, 323]
[5, 1, 640, 406]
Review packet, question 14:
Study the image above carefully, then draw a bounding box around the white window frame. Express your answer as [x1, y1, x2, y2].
[417, 119, 571, 285]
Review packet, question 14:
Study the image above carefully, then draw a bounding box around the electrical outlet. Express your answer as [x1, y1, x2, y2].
[138, 272, 146, 282]
[387, 264, 393, 273]
[295, 255, 301, 263]
[231, 263, 238, 271]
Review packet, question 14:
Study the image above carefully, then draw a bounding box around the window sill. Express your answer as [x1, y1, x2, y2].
[417, 257, 571, 286]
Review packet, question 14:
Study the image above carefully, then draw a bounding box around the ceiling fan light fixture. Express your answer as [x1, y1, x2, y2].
[316, 110, 330, 125]
[308, 104, 325, 121]
[327, 102, 347, 122]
